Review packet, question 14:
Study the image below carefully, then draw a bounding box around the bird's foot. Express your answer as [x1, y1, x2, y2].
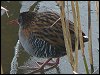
[37, 58, 59, 66]
[18, 58, 59, 74]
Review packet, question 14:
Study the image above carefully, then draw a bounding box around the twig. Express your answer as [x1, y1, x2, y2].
[1, 6, 9, 17]
[50, 18, 61, 28]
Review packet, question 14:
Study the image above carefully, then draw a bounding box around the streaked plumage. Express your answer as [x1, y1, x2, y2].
[18, 11, 88, 58]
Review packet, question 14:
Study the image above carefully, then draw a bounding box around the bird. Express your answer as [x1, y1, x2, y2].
[18, 11, 88, 73]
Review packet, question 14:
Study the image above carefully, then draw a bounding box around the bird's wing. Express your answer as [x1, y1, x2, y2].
[22, 12, 75, 49]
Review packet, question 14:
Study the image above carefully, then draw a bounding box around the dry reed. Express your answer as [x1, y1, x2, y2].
[88, 1, 94, 73]
[58, 1, 74, 70]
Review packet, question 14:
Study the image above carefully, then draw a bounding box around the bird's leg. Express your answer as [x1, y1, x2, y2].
[29, 58, 59, 74]
[19, 58, 59, 74]
[36, 58, 52, 68]
[37, 58, 59, 66]
[19, 58, 59, 73]
[26, 58, 52, 73]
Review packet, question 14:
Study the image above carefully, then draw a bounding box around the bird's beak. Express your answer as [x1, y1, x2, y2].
[8, 19, 19, 26]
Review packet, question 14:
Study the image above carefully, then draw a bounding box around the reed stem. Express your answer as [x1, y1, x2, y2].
[1, 65, 3, 74]
[95, 1, 99, 22]
[76, 1, 89, 74]
[58, 1, 74, 70]
[71, 1, 79, 72]
[88, 1, 94, 73]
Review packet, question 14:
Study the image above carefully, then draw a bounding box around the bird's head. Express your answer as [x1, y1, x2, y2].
[18, 11, 36, 28]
